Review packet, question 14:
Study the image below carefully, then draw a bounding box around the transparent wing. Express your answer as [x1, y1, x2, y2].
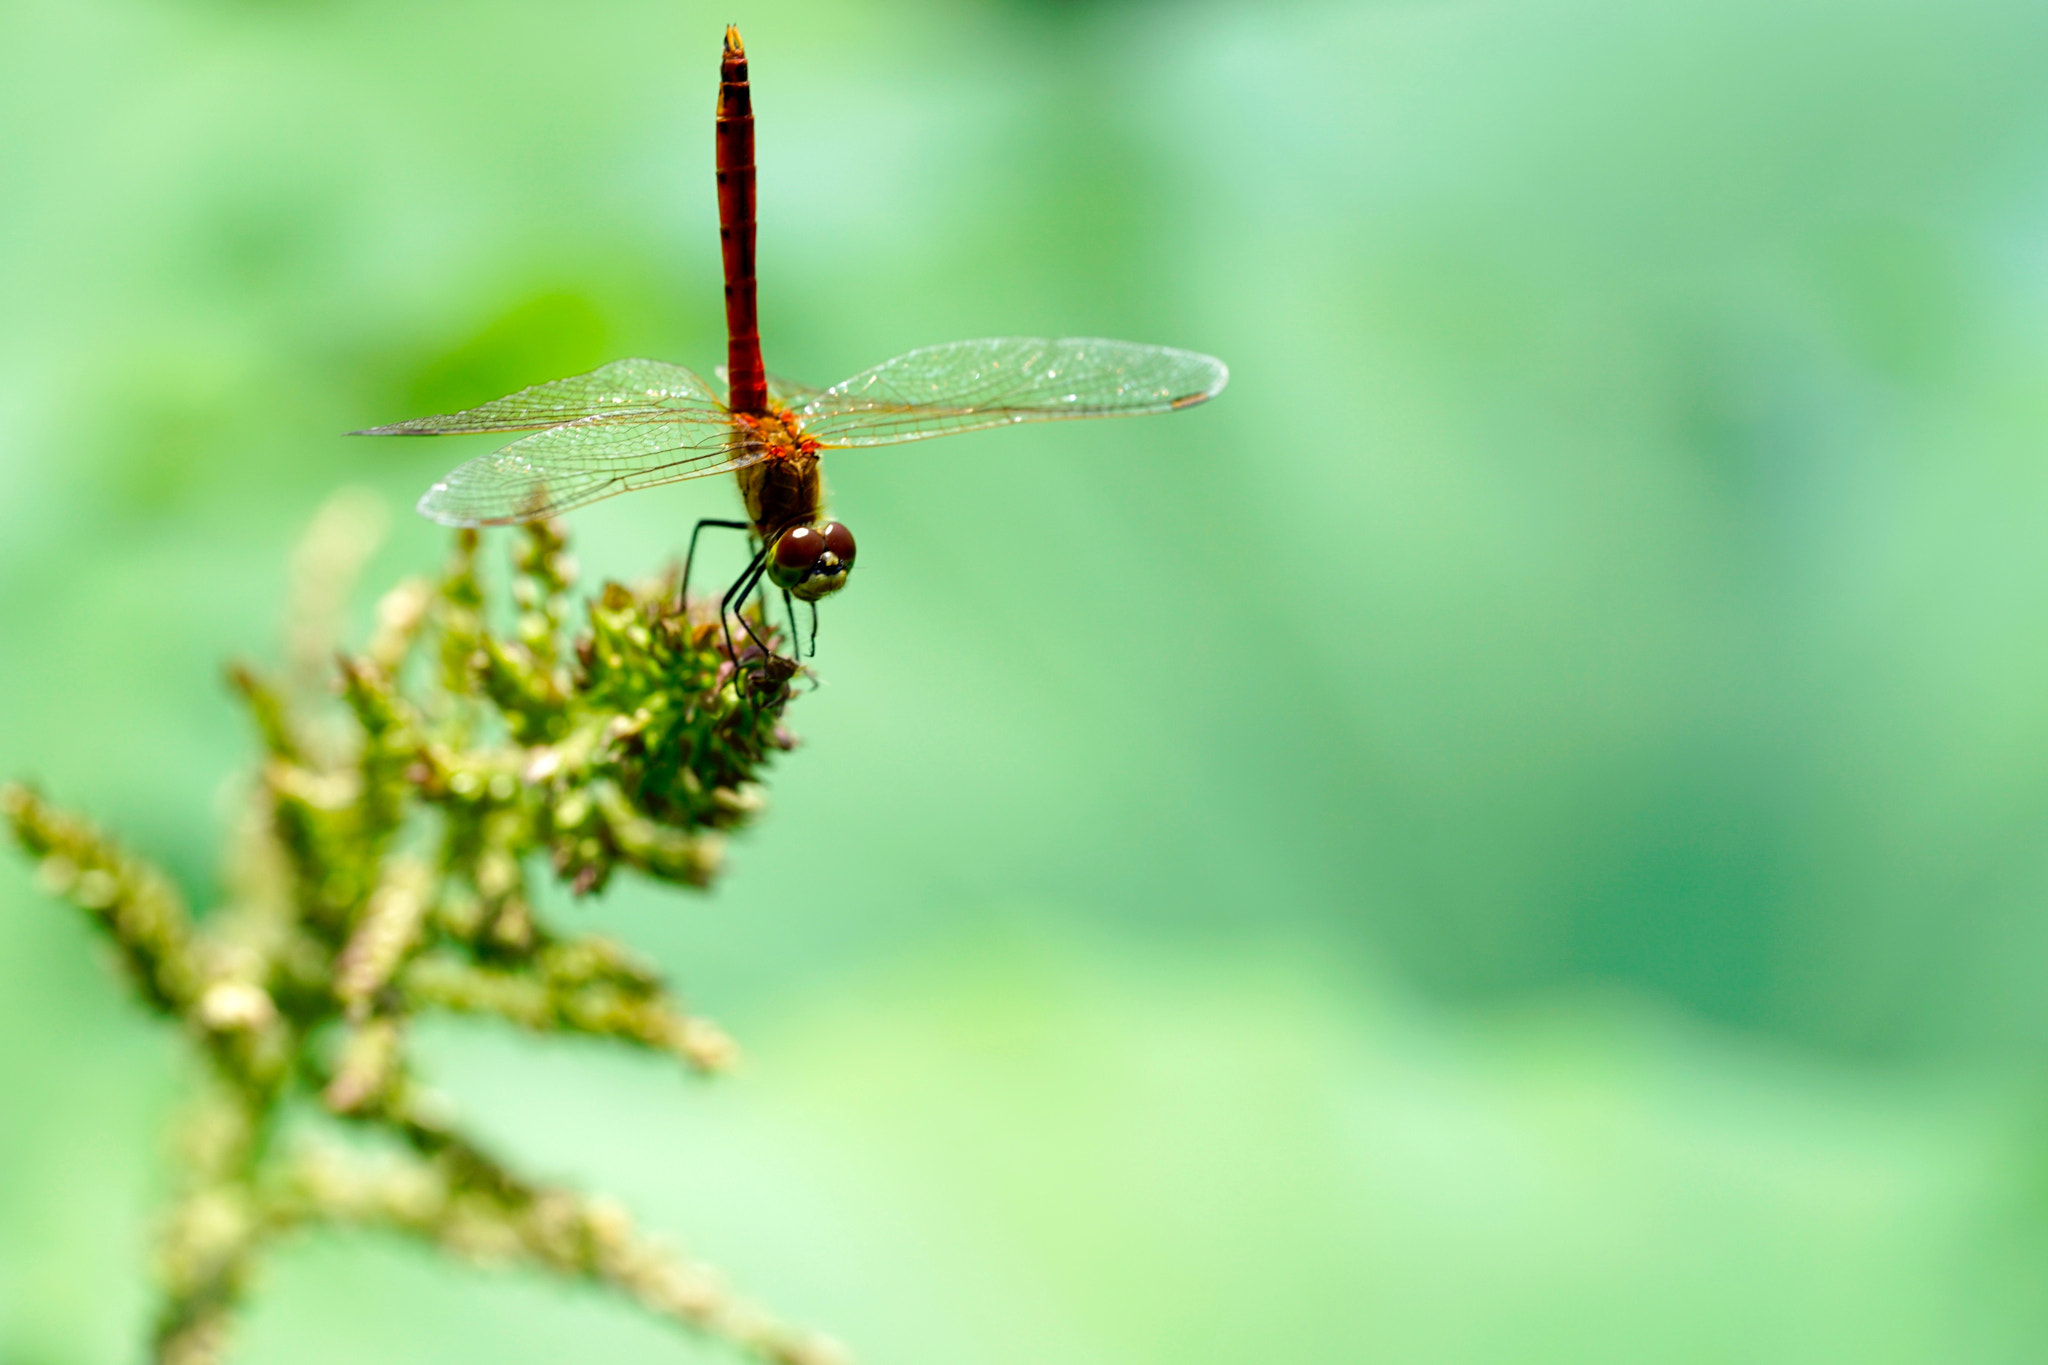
[354, 358, 723, 435]
[352, 357, 755, 527]
[794, 338, 1228, 447]
[412, 417, 760, 527]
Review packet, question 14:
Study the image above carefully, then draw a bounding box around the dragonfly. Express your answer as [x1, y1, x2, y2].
[357, 27, 1227, 665]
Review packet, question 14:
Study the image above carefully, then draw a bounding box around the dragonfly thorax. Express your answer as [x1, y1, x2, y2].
[734, 411, 824, 539]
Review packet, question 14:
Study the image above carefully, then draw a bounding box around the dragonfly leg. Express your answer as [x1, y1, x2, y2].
[719, 546, 776, 664]
[680, 518, 753, 610]
[807, 598, 819, 658]
[780, 587, 801, 658]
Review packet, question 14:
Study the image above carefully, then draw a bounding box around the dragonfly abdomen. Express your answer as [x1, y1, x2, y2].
[716, 28, 767, 416]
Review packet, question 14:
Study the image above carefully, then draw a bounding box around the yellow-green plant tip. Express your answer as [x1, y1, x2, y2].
[5, 516, 827, 1365]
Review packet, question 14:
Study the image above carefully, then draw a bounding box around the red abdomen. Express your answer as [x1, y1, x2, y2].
[716, 28, 767, 416]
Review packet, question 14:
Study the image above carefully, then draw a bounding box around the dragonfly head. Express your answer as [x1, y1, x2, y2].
[767, 521, 856, 602]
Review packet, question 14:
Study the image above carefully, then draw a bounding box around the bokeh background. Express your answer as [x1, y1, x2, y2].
[9, 0, 2048, 1360]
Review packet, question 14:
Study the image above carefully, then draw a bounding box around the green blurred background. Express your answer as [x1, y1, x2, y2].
[9, 0, 2048, 1359]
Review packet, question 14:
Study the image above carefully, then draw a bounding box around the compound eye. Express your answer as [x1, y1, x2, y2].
[768, 526, 824, 589]
[817, 521, 856, 566]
